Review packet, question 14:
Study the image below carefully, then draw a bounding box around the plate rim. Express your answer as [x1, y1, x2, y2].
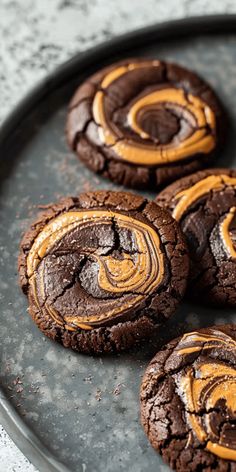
[1, 13, 236, 472]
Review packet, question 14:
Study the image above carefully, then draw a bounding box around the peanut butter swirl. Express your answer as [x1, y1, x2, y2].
[27, 210, 165, 330]
[220, 207, 236, 258]
[173, 174, 236, 221]
[92, 60, 216, 165]
[176, 330, 236, 461]
[171, 174, 236, 260]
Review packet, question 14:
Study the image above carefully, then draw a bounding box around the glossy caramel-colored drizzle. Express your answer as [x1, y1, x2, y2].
[176, 330, 236, 355]
[176, 330, 236, 461]
[220, 206, 236, 258]
[172, 174, 236, 221]
[92, 61, 216, 165]
[27, 210, 164, 330]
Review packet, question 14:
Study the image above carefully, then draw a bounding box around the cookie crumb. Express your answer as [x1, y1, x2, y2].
[95, 388, 102, 401]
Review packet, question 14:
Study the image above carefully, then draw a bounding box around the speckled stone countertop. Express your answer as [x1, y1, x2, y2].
[0, 0, 235, 470]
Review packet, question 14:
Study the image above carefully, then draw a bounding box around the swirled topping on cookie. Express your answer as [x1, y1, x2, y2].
[18, 191, 189, 354]
[66, 59, 224, 189]
[141, 324, 236, 471]
[157, 168, 236, 306]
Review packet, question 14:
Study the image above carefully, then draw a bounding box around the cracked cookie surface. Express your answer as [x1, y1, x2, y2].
[140, 324, 236, 472]
[156, 168, 236, 306]
[18, 191, 189, 354]
[66, 58, 224, 190]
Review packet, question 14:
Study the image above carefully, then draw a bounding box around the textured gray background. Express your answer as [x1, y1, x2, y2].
[1, 1, 236, 471]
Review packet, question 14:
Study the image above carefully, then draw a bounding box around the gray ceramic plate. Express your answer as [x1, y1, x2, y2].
[1, 15, 236, 472]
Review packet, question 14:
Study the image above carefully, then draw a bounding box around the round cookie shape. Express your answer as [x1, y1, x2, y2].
[140, 324, 236, 472]
[66, 58, 224, 189]
[18, 191, 189, 354]
[156, 168, 236, 306]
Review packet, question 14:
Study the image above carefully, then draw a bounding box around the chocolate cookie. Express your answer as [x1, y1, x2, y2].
[157, 168, 236, 306]
[66, 58, 224, 190]
[18, 191, 189, 354]
[140, 325, 236, 472]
